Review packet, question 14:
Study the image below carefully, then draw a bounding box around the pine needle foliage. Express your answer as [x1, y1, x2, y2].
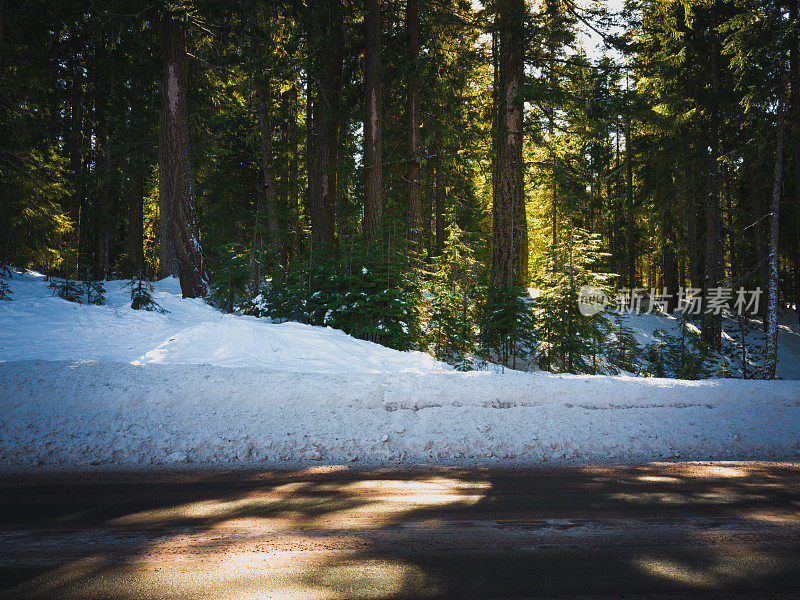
[644, 312, 708, 379]
[49, 278, 82, 303]
[426, 224, 482, 369]
[261, 242, 424, 351]
[210, 243, 251, 313]
[478, 286, 537, 371]
[0, 281, 12, 301]
[535, 227, 615, 374]
[607, 312, 644, 374]
[128, 279, 167, 313]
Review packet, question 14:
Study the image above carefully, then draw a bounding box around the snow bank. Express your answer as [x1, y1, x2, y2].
[1, 272, 799, 471]
[1, 360, 799, 470]
[0, 273, 446, 373]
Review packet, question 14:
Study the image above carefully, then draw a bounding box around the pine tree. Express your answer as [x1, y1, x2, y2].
[607, 312, 643, 374]
[479, 286, 536, 371]
[535, 227, 614, 374]
[128, 278, 166, 313]
[210, 243, 251, 313]
[79, 265, 106, 305]
[0, 280, 12, 301]
[427, 224, 481, 368]
[645, 313, 707, 379]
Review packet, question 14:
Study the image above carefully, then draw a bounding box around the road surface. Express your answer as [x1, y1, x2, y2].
[1, 463, 800, 599]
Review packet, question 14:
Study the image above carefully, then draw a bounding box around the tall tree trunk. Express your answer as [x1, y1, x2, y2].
[363, 0, 382, 239]
[126, 160, 146, 277]
[663, 199, 679, 313]
[405, 0, 422, 245]
[158, 10, 207, 297]
[305, 66, 315, 255]
[256, 84, 282, 273]
[702, 23, 722, 351]
[126, 92, 147, 277]
[309, 0, 342, 250]
[490, 0, 526, 289]
[746, 153, 767, 326]
[282, 86, 299, 263]
[791, 0, 800, 323]
[624, 111, 635, 288]
[67, 52, 84, 267]
[434, 159, 445, 255]
[93, 34, 110, 280]
[765, 90, 787, 379]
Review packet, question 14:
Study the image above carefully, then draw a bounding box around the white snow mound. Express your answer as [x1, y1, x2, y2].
[1, 272, 799, 470]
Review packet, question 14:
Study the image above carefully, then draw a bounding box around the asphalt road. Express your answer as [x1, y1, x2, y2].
[1, 463, 799, 599]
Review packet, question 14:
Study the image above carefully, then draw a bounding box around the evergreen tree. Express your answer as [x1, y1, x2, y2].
[479, 288, 536, 371]
[535, 227, 615, 374]
[0, 281, 12, 301]
[607, 312, 644, 374]
[49, 277, 83, 303]
[79, 265, 106, 305]
[645, 313, 707, 379]
[128, 278, 166, 312]
[210, 243, 251, 313]
[427, 224, 481, 368]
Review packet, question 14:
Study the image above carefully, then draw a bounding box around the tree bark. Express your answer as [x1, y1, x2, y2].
[745, 153, 767, 327]
[309, 0, 343, 250]
[790, 0, 800, 323]
[765, 90, 787, 379]
[93, 34, 110, 280]
[158, 10, 207, 297]
[363, 0, 382, 239]
[624, 111, 635, 288]
[256, 84, 282, 272]
[282, 86, 299, 263]
[67, 50, 84, 266]
[702, 20, 722, 351]
[490, 0, 526, 289]
[305, 65, 315, 254]
[405, 0, 422, 245]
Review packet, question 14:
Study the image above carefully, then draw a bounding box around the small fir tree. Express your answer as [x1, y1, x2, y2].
[79, 265, 105, 305]
[645, 328, 670, 377]
[0, 280, 12, 301]
[607, 312, 644, 374]
[261, 241, 424, 351]
[49, 277, 82, 303]
[535, 227, 615, 374]
[478, 286, 537, 371]
[128, 278, 166, 312]
[645, 313, 707, 379]
[669, 312, 708, 379]
[210, 243, 251, 313]
[426, 224, 481, 368]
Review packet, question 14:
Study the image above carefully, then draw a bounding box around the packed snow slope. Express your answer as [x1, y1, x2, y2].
[0, 272, 445, 373]
[1, 271, 799, 470]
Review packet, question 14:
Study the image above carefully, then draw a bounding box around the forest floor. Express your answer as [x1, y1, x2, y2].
[1, 271, 800, 470]
[1, 464, 800, 599]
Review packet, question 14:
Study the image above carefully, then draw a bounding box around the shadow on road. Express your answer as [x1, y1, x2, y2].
[1, 462, 799, 599]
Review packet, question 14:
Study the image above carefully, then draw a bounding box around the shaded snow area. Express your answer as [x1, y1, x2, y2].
[1, 271, 800, 471]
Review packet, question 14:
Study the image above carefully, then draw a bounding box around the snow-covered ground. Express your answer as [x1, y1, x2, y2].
[0, 273, 445, 373]
[1, 271, 799, 470]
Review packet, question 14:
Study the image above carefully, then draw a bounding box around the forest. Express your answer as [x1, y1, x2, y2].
[1, 0, 798, 379]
